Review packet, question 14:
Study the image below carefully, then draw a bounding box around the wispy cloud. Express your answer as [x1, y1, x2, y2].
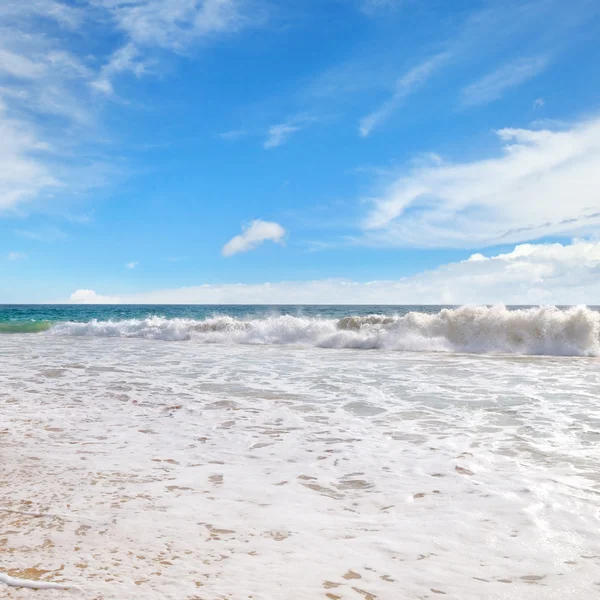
[264, 123, 301, 149]
[222, 220, 285, 256]
[282, 0, 581, 141]
[8, 251, 27, 260]
[88, 0, 265, 98]
[533, 97, 545, 109]
[0, 0, 265, 216]
[66, 211, 95, 224]
[0, 2, 111, 215]
[361, 116, 600, 248]
[125, 261, 139, 269]
[90, 0, 265, 96]
[359, 52, 450, 137]
[461, 55, 549, 107]
[0, 48, 47, 79]
[91, 43, 152, 97]
[529, 117, 567, 130]
[360, 0, 400, 14]
[0, 101, 60, 211]
[219, 129, 247, 141]
[264, 115, 316, 149]
[16, 225, 67, 242]
[0, 3, 90, 213]
[98, 0, 259, 52]
[0, 1, 83, 30]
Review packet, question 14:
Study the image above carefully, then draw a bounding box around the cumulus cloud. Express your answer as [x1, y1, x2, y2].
[125, 261, 139, 269]
[66, 239, 600, 305]
[222, 220, 286, 256]
[362, 116, 600, 248]
[69, 289, 121, 304]
[7, 251, 27, 260]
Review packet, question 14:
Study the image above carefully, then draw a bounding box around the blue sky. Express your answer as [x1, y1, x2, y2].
[2, 0, 600, 304]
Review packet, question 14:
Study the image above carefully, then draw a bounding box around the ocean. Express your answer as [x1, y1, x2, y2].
[1, 304, 599, 599]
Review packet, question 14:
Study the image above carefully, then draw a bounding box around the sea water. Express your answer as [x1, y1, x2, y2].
[1, 305, 599, 599]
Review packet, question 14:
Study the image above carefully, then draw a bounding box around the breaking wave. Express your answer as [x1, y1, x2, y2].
[42, 306, 600, 356]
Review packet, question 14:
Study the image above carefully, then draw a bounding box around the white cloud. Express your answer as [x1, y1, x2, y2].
[65, 240, 600, 305]
[0, 1, 83, 30]
[362, 116, 600, 248]
[461, 55, 549, 107]
[90, 1, 266, 97]
[91, 43, 151, 96]
[219, 129, 247, 141]
[529, 117, 566, 130]
[125, 261, 139, 269]
[222, 219, 285, 256]
[16, 225, 67, 242]
[265, 117, 314, 149]
[0, 101, 60, 211]
[263, 114, 318, 150]
[0, 48, 47, 79]
[0, 0, 262, 214]
[66, 211, 95, 224]
[0, 3, 96, 213]
[359, 52, 450, 137]
[264, 123, 301, 149]
[8, 251, 27, 260]
[97, 0, 256, 52]
[263, 114, 318, 149]
[299, 0, 583, 128]
[0, 3, 103, 214]
[69, 289, 121, 304]
[533, 97, 545, 109]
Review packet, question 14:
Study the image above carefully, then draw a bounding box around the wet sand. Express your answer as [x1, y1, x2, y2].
[1, 336, 599, 599]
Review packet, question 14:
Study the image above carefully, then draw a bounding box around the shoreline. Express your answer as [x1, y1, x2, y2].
[1, 337, 599, 599]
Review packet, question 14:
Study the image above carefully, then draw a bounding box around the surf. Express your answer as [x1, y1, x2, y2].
[38, 305, 600, 356]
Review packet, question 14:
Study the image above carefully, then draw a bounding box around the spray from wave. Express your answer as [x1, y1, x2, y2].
[43, 306, 600, 356]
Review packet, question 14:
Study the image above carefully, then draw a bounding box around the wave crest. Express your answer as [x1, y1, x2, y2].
[42, 306, 600, 356]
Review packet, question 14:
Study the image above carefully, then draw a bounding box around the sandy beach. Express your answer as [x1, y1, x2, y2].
[2, 329, 600, 599]
[2, 0, 599, 594]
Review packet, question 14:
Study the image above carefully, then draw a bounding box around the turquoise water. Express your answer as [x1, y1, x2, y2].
[0, 304, 448, 333]
[2, 304, 598, 356]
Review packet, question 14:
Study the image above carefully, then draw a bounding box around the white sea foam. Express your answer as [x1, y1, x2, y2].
[47, 305, 600, 356]
[2, 334, 600, 599]
[0, 573, 74, 590]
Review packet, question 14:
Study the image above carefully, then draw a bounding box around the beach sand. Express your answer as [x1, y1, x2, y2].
[1, 334, 599, 599]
